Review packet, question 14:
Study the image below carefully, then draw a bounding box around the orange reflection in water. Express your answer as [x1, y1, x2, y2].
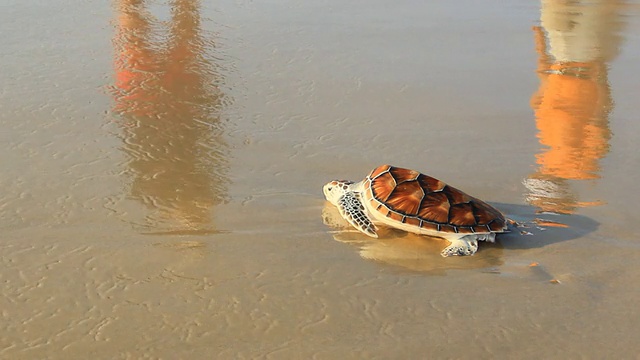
[111, 0, 229, 233]
[525, 0, 625, 214]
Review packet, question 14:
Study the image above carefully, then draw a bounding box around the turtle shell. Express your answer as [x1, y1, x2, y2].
[362, 165, 507, 234]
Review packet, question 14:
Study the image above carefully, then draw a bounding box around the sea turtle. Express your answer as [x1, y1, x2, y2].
[322, 165, 508, 257]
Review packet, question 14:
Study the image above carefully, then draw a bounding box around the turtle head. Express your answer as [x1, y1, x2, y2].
[323, 180, 355, 205]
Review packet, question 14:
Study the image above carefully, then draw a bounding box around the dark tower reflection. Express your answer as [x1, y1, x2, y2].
[111, 0, 229, 233]
[525, 0, 625, 214]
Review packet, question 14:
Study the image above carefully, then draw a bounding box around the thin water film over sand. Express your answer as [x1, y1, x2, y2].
[1, 0, 640, 359]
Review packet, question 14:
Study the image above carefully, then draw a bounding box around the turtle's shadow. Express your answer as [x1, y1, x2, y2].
[491, 202, 600, 250]
[322, 201, 599, 274]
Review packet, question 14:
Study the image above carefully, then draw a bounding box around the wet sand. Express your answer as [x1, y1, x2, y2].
[2, 0, 640, 358]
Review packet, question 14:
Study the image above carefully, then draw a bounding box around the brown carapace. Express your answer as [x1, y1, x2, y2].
[363, 165, 506, 235]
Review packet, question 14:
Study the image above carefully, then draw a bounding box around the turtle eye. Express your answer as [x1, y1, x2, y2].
[327, 187, 333, 191]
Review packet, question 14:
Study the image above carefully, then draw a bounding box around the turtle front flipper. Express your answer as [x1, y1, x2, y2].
[337, 192, 378, 238]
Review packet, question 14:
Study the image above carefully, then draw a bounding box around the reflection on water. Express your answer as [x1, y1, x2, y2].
[321, 203, 503, 274]
[525, 0, 625, 214]
[322, 199, 601, 273]
[111, 0, 229, 234]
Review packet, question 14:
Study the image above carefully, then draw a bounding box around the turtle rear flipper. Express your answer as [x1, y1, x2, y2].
[440, 236, 479, 257]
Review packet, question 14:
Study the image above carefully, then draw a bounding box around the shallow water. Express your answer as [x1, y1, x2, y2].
[2, 0, 640, 358]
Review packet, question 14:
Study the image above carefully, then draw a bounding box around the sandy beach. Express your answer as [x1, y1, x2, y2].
[1, 0, 640, 358]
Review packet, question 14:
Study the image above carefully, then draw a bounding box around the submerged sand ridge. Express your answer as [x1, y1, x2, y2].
[1, 0, 640, 358]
